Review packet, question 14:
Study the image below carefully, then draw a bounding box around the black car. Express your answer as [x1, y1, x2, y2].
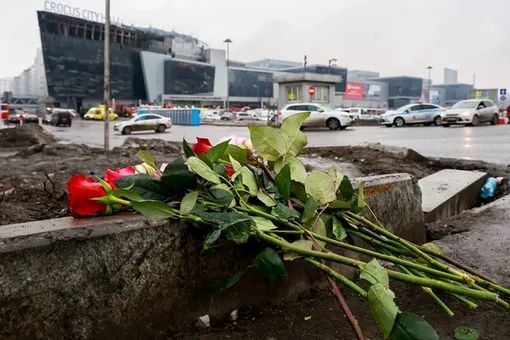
[5, 111, 21, 125]
[23, 114, 39, 124]
[50, 111, 72, 127]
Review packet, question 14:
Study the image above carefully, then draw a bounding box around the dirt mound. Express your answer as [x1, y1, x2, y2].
[0, 125, 58, 148]
[113, 137, 182, 156]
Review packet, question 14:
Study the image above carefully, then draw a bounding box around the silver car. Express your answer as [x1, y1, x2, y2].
[114, 114, 172, 135]
[441, 99, 499, 127]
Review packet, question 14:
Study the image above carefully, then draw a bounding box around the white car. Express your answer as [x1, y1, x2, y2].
[441, 99, 499, 127]
[114, 114, 172, 135]
[279, 103, 354, 130]
[379, 103, 445, 127]
[202, 110, 222, 121]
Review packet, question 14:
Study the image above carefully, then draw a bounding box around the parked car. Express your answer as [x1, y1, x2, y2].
[23, 114, 40, 124]
[50, 111, 72, 127]
[441, 99, 499, 127]
[202, 110, 222, 121]
[220, 111, 235, 120]
[379, 103, 445, 127]
[279, 103, 354, 130]
[236, 111, 259, 121]
[42, 114, 52, 125]
[114, 114, 172, 135]
[83, 106, 118, 120]
[4, 110, 22, 125]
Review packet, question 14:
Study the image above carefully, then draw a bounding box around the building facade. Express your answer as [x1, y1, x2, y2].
[431, 83, 473, 106]
[370, 76, 423, 109]
[443, 68, 458, 85]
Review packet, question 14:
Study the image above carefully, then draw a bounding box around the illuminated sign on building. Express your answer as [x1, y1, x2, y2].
[43, 1, 123, 25]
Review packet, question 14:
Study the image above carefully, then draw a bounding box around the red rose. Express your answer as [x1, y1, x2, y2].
[104, 166, 136, 186]
[66, 175, 108, 217]
[192, 138, 213, 155]
[226, 166, 235, 178]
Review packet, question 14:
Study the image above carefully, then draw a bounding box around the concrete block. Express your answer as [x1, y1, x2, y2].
[0, 173, 425, 339]
[419, 169, 488, 223]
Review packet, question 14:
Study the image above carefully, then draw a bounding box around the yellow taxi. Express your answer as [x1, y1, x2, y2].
[83, 106, 118, 121]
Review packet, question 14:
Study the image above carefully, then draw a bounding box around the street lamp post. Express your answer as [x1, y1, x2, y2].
[328, 58, 337, 73]
[103, 0, 111, 151]
[224, 38, 232, 110]
[426, 66, 432, 101]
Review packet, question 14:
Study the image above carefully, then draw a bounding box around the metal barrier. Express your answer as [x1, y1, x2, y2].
[138, 109, 200, 126]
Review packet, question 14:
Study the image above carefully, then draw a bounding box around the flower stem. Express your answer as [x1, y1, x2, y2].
[305, 258, 367, 297]
[255, 230, 499, 302]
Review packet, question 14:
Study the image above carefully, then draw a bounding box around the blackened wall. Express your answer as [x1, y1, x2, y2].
[40, 33, 146, 101]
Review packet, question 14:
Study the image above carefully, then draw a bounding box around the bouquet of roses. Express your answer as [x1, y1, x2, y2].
[66, 112, 509, 340]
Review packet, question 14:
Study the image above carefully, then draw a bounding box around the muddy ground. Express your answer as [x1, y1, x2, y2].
[2, 126, 510, 227]
[172, 282, 508, 340]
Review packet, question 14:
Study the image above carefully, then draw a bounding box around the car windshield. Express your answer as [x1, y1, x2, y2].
[86, 109, 97, 115]
[451, 101, 479, 109]
[395, 104, 416, 112]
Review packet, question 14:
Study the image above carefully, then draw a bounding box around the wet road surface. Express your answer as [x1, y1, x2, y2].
[45, 121, 510, 164]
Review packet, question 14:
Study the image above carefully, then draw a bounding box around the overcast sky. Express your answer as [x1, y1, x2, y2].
[1, 0, 508, 88]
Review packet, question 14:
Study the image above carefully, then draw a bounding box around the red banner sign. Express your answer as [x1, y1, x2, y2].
[344, 83, 364, 100]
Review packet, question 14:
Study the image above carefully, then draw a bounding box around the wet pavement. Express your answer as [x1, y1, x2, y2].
[43, 120, 510, 164]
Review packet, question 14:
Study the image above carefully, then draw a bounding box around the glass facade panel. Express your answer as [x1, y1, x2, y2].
[378, 77, 423, 98]
[436, 84, 473, 103]
[228, 69, 273, 97]
[285, 66, 347, 92]
[40, 33, 146, 100]
[312, 86, 329, 102]
[164, 60, 215, 95]
[286, 86, 301, 101]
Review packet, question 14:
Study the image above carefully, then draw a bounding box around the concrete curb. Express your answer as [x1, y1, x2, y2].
[0, 173, 424, 339]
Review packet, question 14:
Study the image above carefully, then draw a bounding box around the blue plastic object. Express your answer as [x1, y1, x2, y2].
[480, 177, 498, 199]
[138, 109, 200, 126]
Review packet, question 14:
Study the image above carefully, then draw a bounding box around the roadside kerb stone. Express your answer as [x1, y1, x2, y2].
[0, 173, 424, 339]
[419, 169, 488, 223]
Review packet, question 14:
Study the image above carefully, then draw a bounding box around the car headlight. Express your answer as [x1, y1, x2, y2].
[462, 111, 471, 116]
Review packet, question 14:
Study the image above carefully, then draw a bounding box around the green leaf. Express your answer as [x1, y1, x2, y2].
[136, 150, 157, 169]
[274, 155, 307, 184]
[223, 144, 250, 164]
[210, 184, 235, 207]
[304, 217, 327, 248]
[115, 174, 167, 201]
[180, 191, 199, 215]
[284, 240, 313, 261]
[332, 216, 348, 240]
[112, 188, 144, 201]
[390, 312, 439, 340]
[252, 216, 277, 231]
[357, 181, 367, 208]
[216, 271, 246, 293]
[272, 203, 301, 222]
[213, 163, 228, 178]
[305, 170, 337, 206]
[423, 242, 443, 254]
[249, 126, 287, 161]
[301, 197, 318, 223]
[257, 189, 277, 207]
[204, 229, 222, 246]
[253, 248, 288, 280]
[454, 327, 480, 340]
[131, 200, 175, 219]
[239, 167, 258, 196]
[183, 138, 196, 158]
[368, 283, 399, 339]
[329, 200, 352, 210]
[274, 163, 291, 201]
[229, 155, 243, 172]
[204, 140, 231, 164]
[185, 156, 221, 184]
[222, 220, 252, 244]
[291, 181, 308, 202]
[160, 158, 198, 197]
[327, 166, 344, 190]
[340, 176, 354, 201]
[361, 259, 390, 287]
[280, 111, 310, 156]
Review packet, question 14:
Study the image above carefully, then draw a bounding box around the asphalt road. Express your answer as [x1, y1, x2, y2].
[44, 121, 510, 164]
